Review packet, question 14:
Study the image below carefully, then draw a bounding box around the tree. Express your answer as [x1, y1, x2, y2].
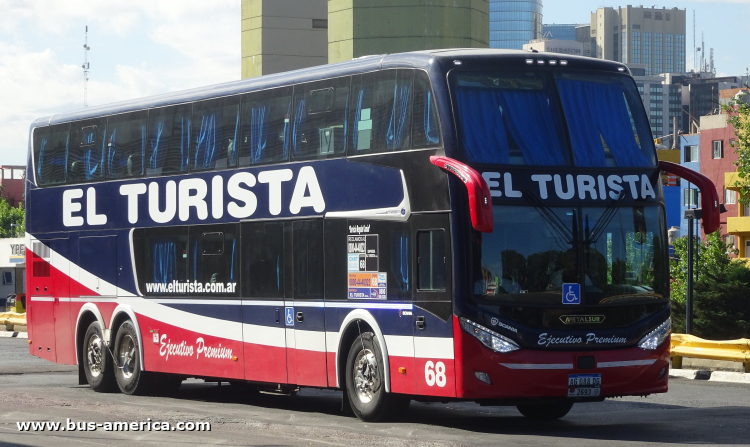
[670, 229, 750, 338]
[724, 91, 750, 204]
[0, 199, 24, 238]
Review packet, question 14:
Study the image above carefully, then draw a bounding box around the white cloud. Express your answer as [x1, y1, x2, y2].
[0, 0, 240, 164]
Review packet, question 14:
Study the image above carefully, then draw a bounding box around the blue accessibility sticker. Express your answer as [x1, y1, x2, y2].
[562, 283, 581, 305]
[285, 307, 294, 326]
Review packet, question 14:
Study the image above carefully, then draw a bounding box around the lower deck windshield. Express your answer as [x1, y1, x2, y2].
[472, 205, 668, 306]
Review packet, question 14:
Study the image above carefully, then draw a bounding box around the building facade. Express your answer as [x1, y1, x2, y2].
[241, 0, 328, 78]
[700, 114, 738, 245]
[678, 133, 700, 241]
[523, 39, 582, 56]
[542, 23, 577, 41]
[591, 6, 686, 76]
[329, 0, 489, 63]
[489, 0, 542, 49]
[0, 166, 24, 208]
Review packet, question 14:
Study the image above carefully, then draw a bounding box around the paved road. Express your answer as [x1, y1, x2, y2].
[0, 337, 748, 446]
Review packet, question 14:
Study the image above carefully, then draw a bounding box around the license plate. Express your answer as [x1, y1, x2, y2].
[568, 373, 601, 397]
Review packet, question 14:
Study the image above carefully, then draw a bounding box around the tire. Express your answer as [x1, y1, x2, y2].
[113, 320, 151, 395]
[516, 401, 574, 420]
[345, 331, 409, 422]
[82, 321, 117, 392]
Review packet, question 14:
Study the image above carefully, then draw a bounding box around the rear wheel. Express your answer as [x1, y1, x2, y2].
[516, 400, 574, 420]
[82, 321, 117, 392]
[345, 331, 409, 422]
[113, 320, 152, 395]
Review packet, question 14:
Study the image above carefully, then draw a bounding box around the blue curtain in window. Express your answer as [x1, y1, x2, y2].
[106, 129, 116, 177]
[497, 90, 567, 166]
[386, 79, 411, 150]
[192, 237, 199, 281]
[83, 147, 102, 180]
[195, 115, 216, 169]
[230, 112, 239, 166]
[292, 98, 306, 157]
[229, 239, 236, 283]
[454, 88, 510, 164]
[37, 138, 48, 182]
[152, 239, 177, 283]
[423, 92, 440, 145]
[250, 105, 267, 164]
[180, 117, 190, 171]
[557, 79, 650, 167]
[396, 235, 409, 294]
[282, 101, 291, 160]
[149, 122, 165, 170]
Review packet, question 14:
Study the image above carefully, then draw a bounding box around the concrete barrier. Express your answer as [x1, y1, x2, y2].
[0, 312, 26, 329]
[671, 334, 750, 373]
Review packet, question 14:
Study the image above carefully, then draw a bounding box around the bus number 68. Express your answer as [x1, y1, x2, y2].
[425, 361, 446, 387]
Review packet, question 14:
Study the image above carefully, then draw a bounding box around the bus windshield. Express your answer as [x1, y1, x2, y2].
[472, 205, 668, 306]
[451, 70, 656, 167]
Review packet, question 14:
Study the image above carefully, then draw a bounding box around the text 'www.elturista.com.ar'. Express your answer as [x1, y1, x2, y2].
[17, 418, 211, 432]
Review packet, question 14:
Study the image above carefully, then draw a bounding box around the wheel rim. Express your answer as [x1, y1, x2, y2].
[118, 334, 137, 380]
[353, 348, 380, 404]
[86, 333, 103, 378]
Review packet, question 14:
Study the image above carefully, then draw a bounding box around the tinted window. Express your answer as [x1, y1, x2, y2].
[189, 225, 239, 296]
[192, 96, 241, 171]
[33, 124, 70, 186]
[412, 71, 440, 148]
[68, 119, 106, 183]
[135, 227, 188, 295]
[417, 230, 446, 291]
[293, 220, 324, 299]
[292, 77, 349, 160]
[242, 222, 284, 298]
[106, 111, 147, 179]
[349, 70, 413, 155]
[147, 104, 191, 175]
[347, 220, 411, 300]
[239, 87, 292, 166]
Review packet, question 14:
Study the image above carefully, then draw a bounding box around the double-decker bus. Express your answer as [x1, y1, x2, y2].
[26, 49, 720, 421]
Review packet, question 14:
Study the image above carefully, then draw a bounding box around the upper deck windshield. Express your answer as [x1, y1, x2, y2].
[472, 205, 668, 306]
[451, 70, 656, 167]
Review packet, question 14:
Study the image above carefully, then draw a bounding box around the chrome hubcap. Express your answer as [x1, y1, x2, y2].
[353, 348, 379, 404]
[118, 335, 137, 379]
[86, 334, 103, 378]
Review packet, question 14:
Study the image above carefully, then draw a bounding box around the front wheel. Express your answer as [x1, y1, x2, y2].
[516, 400, 574, 420]
[82, 321, 117, 392]
[113, 320, 151, 395]
[345, 331, 409, 422]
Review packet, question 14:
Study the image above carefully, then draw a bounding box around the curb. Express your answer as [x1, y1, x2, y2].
[0, 331, 27, 339]
[670, 368, 750, 384]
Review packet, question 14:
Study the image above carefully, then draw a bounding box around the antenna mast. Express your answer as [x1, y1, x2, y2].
[82, 26, 91, 107]
[692, 10, 696, 72]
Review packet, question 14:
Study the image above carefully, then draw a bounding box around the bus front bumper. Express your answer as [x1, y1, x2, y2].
[453, 317, 671, 400]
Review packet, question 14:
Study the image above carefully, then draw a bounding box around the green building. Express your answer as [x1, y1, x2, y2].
[241, 0, 489, 78]
[329, 0, 489, 63]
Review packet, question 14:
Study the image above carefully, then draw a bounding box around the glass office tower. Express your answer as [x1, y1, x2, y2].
[490, 0, 543, 49]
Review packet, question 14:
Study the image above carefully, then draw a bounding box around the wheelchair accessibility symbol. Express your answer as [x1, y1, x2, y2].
[562, 283, 581, 305]
[285, 307, 294, 326]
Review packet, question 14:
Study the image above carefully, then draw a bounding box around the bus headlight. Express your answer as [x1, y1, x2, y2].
[460, 317, 520, 353]
[637, 318, 671, 350]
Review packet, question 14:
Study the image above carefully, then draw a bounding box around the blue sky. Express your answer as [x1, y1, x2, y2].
[0, 1, 747, 166]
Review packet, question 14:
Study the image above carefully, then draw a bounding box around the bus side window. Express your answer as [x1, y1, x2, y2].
[135, 227, 189, 296]
[33, 123, 70, 186]
[147, 104, 192, 176]
[106, 111, 147, 179]
[68, 119, 106, 184]
[239, 87, 293, 166]
[291, 77, 350, 161]
[417, 230, 446, 291]
[189, 225, 239, 296]
[348, 69, 413, 155]
[242, 222, 284, 298]
[192, 96, 241, 172]
[412, 71, 441, 148]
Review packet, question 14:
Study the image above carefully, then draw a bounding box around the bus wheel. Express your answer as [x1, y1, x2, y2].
[345, 331, 409, 422]
[516, 401, 574, 420]
[83, 321, 117, 392]
[113, 320, 150, 395]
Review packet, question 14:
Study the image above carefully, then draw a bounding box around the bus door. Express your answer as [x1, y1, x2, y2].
[411, 214, 456, 397]
[285, 219, 328, 387]
[28, 238, 71, 363]
[241, 221, 288, 384]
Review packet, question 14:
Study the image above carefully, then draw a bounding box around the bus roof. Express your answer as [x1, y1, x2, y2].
[31, 49, 627, 129]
